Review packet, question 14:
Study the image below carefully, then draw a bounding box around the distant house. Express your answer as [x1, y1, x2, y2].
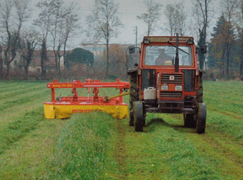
[1, 49, 67, 73]
[1, 49, 22, 69]
[28, 50, 65, 73]
[82, 44, 106, 60]
[82, 43, 137, 61]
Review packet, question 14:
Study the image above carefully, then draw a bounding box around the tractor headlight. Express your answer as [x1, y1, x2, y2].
[161, 84, 168, 90]
[175, 85, 182, 91]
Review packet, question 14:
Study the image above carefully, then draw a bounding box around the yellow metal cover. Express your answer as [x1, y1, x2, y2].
[44, 104, 128, 120]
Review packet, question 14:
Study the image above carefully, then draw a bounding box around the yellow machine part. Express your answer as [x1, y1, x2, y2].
[44, 103, 128, 120]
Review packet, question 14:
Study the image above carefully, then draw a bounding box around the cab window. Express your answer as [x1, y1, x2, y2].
[145, 46, 192, 66]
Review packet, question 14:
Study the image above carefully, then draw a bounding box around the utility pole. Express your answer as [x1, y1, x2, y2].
[133, 26, 137, 47]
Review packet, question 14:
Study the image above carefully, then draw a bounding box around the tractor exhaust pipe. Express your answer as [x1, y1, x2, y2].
[175, 33, 179, 72]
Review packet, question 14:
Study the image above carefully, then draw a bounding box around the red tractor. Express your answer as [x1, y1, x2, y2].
[128, 34, 207, 134]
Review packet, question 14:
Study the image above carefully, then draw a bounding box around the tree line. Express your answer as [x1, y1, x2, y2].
[208, 0, 243, 79]
[0, 0, 242, 80]
[0, 0, 80, 80]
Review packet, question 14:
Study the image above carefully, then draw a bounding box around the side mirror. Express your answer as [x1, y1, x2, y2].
[128, 45, 135, 54]
[196, 45, 207, 54]
[200, 45, 207, 54]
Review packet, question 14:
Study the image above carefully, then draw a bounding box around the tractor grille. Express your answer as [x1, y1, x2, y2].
[161, 91, 182, 98]
[161, 74, 183, 84]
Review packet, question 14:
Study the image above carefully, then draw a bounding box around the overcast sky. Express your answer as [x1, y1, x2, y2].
[29, 0, 221, 49]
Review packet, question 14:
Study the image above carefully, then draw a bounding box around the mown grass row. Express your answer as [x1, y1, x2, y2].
[127, 113, 241, 180]
[45, 112, 117, 179]
[206, 111, 243, 140]
[0, 89, 49, 112]
[0, 84, 45, 100]
[0, 82, 22, 90]
[0, 107, 44, 155]
[0, 81, 45, 91]
[203, 81, 243, 141]
[204, 81, 243, 115]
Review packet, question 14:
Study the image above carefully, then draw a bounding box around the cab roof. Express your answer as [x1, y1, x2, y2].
[143, 36, 194, 44]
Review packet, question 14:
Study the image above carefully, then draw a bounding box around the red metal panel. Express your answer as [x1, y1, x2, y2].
[46, 79, 130, 106]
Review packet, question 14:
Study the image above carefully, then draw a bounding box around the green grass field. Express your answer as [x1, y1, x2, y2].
[0, 80, 243, 179]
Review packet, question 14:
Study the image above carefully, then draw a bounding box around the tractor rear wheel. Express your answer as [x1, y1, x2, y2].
[196, 103, 207, 134]
[183, 114, 196, 128]
[134, 101, 144, 132]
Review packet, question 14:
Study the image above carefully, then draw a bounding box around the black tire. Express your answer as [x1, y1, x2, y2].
[183, 114, 196, 128]
[196, 103, 207, 134]
[143, 118, 146, 126]
[134, 101, 144, 132]
[129, 111, 134, 126]
[196, 85, 203, 103]
[143, 105, 146, 126]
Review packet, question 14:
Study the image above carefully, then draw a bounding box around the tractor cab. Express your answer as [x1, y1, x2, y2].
[128, 34, 207, 134]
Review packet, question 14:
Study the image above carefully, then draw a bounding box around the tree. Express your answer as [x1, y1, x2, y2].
[221, 0, 238, 76]
[192, 0, 213, 69]
[208, 15, 227, 75]
[19, 28, 39, 78]
[208, 15, 235, 77]
[65, 48, 94, 68]
[34, 0, 53, 78]
[237, 0, 243, 75]
[137, 0, 162, 36]
[48, 0, 64, 75]
[35, 0, 80, 77]
[238, 28, 243, 75]
[86, 0, 122, 78]
[0, 0, 30, 79]
[62, 2, 80, 69]
[164, 3, 187, 36]
[107, 44, 127, 77]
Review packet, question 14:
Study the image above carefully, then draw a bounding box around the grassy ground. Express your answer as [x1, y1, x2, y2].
[0, 80, 243, 179]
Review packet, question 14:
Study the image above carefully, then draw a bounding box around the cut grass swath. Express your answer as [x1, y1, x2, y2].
[0, 107, 44, 155]
[46, 112, 116, 179]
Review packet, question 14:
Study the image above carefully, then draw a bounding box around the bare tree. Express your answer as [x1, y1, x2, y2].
[222, 0, 238, 24]
[164, 3, 187, 36]
[19, 28, 40, 78]
[35, 0, 80, 77]
[137, 0, 162, 36]
[62, 2, 80, 68]
[192, 0, 213, 69]
[48, 0, 64, 75]
[86, 0, 122, 77]
[0, 0, 30, 79]
[34, 0, 53, 78]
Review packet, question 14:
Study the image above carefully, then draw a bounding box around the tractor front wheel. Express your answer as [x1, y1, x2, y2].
[196, 103, 207, 134]
[183, 114, 196, 128]
[129, 111, 134, 126]
[134, 101, 144, 132]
